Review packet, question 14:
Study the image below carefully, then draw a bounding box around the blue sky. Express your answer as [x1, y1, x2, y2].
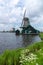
[0, 0, 43, 31]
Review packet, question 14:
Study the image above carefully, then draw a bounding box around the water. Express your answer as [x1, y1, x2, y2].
[0, 33, 41, 53]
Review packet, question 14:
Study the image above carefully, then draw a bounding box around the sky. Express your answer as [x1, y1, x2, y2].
[0, 0, 43, 31]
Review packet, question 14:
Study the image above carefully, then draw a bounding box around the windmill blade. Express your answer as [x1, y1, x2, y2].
[21, 9, 26, 27]
[23, 9, 26, 18]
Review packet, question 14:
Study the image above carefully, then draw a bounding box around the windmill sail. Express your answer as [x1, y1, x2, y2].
[21, 10, 26, 27]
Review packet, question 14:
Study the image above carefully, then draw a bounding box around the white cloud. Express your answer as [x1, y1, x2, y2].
[6, 0, 19, 8]
[24, 0, 41, 17]
[0, 0, 43, 31]
[10, 0, 19, 6]
[10, 7, 22, 16]
[0, 0, 3, 2]
[9, 18, 16, 23]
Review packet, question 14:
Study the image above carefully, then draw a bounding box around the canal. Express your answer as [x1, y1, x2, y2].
[0, 33, 41, 53]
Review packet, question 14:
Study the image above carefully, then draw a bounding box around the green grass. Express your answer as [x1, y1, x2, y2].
[0, 49, 21, 65]
[0, 41, 43, 65]
[39, 32, 43, 40]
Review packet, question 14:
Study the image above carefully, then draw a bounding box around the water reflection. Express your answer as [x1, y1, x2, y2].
[22, 35, 41, 47]
[0, 33, 41, 54]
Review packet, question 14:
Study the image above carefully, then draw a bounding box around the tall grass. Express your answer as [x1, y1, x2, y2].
[0, 49, 23, 65]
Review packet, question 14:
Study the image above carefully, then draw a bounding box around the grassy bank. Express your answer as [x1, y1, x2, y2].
[39, 32, 43, 40]
[0, 41, 43, 65]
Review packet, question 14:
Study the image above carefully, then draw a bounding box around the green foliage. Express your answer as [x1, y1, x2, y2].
[0, 41, 43, 65]
[39, 32, 43, 40]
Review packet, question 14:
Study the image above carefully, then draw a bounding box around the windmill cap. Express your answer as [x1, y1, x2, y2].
[23, 17, 29, 21]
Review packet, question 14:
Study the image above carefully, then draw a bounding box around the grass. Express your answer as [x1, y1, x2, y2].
[0, 49, 22, 65]
[0, 41, 43, 65]
[39, 32, 43, 40]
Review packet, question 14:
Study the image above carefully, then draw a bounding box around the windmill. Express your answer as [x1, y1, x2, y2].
[20, 9, 39, 34]
[21, 9, 30, 28]
[20, 9, 30, 34]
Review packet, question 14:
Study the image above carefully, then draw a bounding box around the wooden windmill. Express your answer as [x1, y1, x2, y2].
[20, 10, 39, 34]
[21, 10, 30, 28]
[20, 10, 30, 34]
